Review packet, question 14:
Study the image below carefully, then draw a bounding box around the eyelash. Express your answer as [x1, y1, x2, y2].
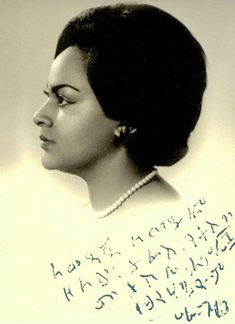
[43, 90, 75, 107]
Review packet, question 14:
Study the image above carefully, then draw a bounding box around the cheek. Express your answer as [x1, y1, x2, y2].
[58, 116, 117, 157]
[85, 121, 115, 147]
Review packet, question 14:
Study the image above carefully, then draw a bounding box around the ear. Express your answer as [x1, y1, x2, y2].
[114, 123, 137, 143]
[114, 125, 125, 138]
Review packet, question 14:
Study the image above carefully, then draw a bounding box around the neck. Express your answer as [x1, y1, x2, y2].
[76, 148, 150, 211]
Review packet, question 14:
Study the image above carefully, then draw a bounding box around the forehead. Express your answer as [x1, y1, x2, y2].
[48, 46, 87, 86]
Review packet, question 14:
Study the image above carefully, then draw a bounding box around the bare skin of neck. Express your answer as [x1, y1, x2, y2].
[73, 147, 151, 211]
[69, 146, 179, 212]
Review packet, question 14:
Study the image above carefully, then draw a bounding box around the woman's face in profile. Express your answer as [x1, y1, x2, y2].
[33, 46, 119, 175]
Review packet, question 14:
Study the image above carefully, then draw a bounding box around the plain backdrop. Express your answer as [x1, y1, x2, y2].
[0, 0, 235, 323]
[0, 0, 235, 200]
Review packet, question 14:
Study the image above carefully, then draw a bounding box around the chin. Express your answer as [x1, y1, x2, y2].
[40, 152, 95, 177]
[41, 156, 58, 170]
[40, 156, 76, 174]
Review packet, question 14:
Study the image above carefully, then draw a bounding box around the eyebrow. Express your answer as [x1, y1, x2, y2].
[46, 84, 80, 93]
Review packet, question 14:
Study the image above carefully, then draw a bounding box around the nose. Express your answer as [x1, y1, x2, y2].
[33, 101, 54, 127]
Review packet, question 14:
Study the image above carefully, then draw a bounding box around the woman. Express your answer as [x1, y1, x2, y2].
[33, 3, 206, 219]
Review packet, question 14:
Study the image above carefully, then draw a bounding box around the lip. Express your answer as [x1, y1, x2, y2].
[39, 135, 55, 143]
[39, 135, 55, 148]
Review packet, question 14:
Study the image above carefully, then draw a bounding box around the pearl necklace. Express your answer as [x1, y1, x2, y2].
[96, 166, 158, 219]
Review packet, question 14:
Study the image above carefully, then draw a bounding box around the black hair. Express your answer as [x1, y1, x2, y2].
[55, 3, 207, 170]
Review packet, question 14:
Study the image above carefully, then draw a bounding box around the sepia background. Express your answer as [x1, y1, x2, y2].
[0, 0, 235, 323]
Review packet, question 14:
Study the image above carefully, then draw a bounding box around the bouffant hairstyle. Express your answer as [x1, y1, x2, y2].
[55, 3, 207, 170]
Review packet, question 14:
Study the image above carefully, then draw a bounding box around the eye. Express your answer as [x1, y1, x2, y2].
[55, 93, 72, 107]
[43, 89, 49, 97]
[42, 90, 75, 107]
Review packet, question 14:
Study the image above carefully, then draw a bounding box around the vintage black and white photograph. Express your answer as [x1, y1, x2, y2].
[1, 1, 235, 323]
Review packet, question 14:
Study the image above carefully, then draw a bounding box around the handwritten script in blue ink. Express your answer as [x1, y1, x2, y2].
[48, 198, 234, 322]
